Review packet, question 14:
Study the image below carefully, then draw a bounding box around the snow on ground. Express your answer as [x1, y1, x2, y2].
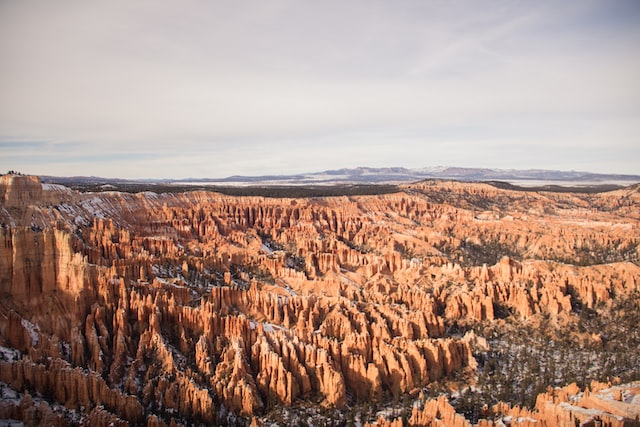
[80, 197, 105, 218]
[57, 202, 91, 226]
[0, 382, 20, 403]
[558, 401, 606, 419]
[273, 280, 297, 296]
[0, 346, 20, 362]
[249, 321, 283, 333]
[20, 318, 39, 346]
[80, 195, 124, 219]
[155, 277, 187, 288]
[628, 392, 640, 406]
[42, 183, 72, 193]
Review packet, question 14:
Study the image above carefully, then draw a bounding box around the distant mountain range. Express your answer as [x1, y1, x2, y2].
[43, 166, 640, 187]
[163, 166, 640, 187]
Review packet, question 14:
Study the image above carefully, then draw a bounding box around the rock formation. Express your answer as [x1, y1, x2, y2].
[368, 381, 640, 427]
[0, 172, 638, 425]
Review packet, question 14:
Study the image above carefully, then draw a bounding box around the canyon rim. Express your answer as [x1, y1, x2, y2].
[0, 172, 639, 426]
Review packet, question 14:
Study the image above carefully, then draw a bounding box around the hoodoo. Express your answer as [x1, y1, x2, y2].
[0, 174, 638, 426]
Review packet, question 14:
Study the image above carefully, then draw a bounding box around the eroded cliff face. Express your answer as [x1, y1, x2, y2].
[0, 174, 639, 425]
[367, 381, 640, 427]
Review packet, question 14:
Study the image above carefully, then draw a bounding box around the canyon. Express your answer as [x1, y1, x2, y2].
[0, 173, 639, 426]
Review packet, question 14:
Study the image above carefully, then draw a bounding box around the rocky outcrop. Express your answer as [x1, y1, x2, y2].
[368, 382, 640, 426]
[0, 358, 144, 423]
[0, 175, 638, 425]
[0, 174, 43, 209]
[530, 381, 640, 427]
[0, 391, 69, 427]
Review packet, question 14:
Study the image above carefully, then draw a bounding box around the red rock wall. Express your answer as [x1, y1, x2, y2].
[0, 176, 638, 424]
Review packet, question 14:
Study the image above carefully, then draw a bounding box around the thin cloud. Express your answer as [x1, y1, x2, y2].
[1, 0, 639, 177]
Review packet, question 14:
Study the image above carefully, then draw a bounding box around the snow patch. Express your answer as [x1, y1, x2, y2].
[20, 318, 39, 346]
[0, 346, 20, 362]
[249, 321, 283, 333]
[42, 183, 71, 193]
[557, 402, 603, 417]
[155, 277, 186, 288]
[74, 215, 89, 226]
[627, 392, 640, 405]
[0, 381, 21, 404]
[263, 323, 278, 333]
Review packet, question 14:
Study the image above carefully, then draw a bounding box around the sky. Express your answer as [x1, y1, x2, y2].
[1, 0, 639, 179]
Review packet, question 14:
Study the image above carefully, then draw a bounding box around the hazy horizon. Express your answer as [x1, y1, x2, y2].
[6, 165, 639, 183]
[2, 1, 639, 179]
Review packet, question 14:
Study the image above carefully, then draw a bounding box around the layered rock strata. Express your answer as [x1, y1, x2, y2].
[368, 381, 640, 427]
[0, 174, 638, 425]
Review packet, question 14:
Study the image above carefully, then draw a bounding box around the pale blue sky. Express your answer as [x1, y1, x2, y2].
[1, 0, 639, 178]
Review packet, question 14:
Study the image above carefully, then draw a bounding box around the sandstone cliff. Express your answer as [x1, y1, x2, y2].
[0, 173, 638, 425]
[367, 381, 640, 427]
